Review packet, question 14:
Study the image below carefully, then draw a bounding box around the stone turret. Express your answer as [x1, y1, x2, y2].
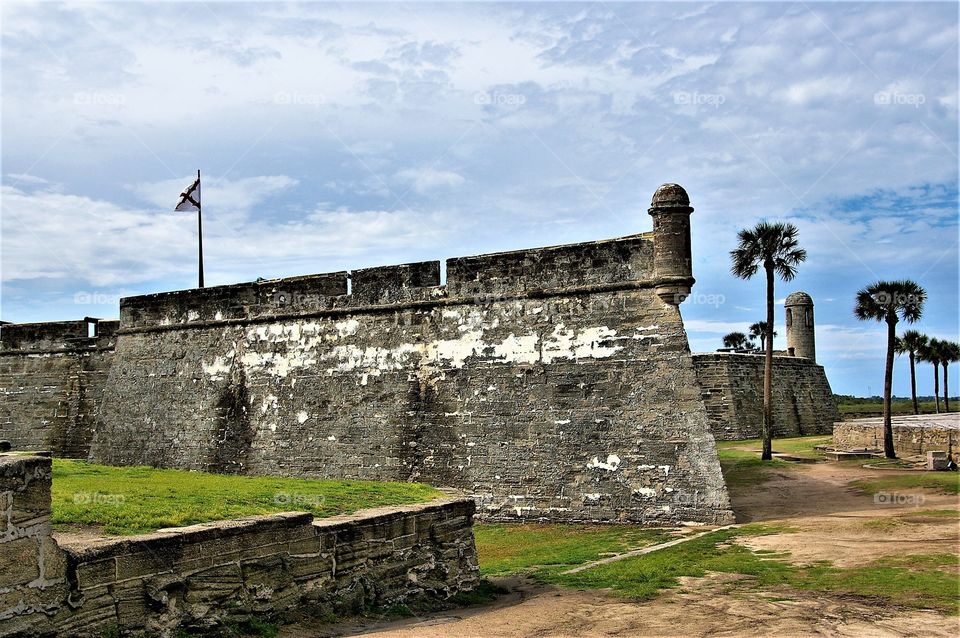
[785, 291, 816, 362]
[648, 183, 695, 305]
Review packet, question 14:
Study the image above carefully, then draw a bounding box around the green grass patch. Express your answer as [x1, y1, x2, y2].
[538, 524, 788, 599]
[537, 526, 959, 614]
[716, 452, 791, 489]
[902, 509, 958, 518]
[473, 523, 673, 576]
[850, 472, 960, 496]
[716, 434, 832, 459]
[715, 435, 834, 489]
[52, 459, 443, 536]
[836, 396, 954, 418]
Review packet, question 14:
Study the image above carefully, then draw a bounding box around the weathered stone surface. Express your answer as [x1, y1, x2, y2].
[0, 456, 69, 635]
[0, 536, 40, 588]
[692, 353, 840, 440]
[0, 320, 116, 457]
[927, 451, 949, 471]
[0, 454, 480, 638]
[834, 414, 959, 456]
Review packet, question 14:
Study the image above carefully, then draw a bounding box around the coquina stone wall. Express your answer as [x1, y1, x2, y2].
[692, 353, 840, 440]
[833, 414, 959, 455]
[0, 321, 117, 458]
[0, 454, 478, 638]
[88, 234, 734, 525]
[0, 455, 69, 638]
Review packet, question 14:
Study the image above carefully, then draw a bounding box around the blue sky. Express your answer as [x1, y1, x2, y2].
[1, 1, 957, 397]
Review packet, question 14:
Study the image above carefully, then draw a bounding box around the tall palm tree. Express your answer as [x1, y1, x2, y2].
[939, 340, 960, 412]
[749, 321, 778, 352]
[919, 339, 943, 413]
[731, 222, 806, 460]
[854, 280, 927, 458]
[894, 330, 928, 415]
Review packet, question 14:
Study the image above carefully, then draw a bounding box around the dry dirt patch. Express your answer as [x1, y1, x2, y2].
[322, 572, 956, 638]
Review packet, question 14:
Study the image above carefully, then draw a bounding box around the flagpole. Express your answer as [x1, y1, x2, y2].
[197, 169, 204, 288]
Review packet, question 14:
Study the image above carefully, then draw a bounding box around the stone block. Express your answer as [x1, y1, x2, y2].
[0, 536, 40, 588]
[75, 557, 116, 589]
[40, 535, 67, 581]
[927, 451, 949, 471]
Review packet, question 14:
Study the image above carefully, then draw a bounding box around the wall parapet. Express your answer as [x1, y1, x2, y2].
[445, 233, 654, 297]
[0, 320, 118, 355]
[0, 453, 479, 638]
[115, 234, 656, 333]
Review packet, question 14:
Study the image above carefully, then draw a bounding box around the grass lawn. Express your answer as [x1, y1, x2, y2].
[715, 434, 832, 459]
[850, 472, 960, 496]
[714, 434, 830, 489]
[474, 524, 673, 576]
[52, 459, 443, 536]
[837, 399, 954, 418]
[475, 523, 959, 615]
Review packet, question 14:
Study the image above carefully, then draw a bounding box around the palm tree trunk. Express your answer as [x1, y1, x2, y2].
[944, 363, 950, 412]
[882, 318, 896, 459]
[933, 363, 941, 413]
[909, 352, 918, 415]
[762, 265, 774, 461]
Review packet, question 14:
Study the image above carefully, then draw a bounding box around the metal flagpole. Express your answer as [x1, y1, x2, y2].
[197, 169, 204, 288]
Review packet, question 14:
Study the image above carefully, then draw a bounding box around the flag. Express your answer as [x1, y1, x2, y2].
[174, 175, 200, 212]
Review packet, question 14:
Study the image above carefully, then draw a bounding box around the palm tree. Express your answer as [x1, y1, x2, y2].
[894, 330, 928, 415]
[749, 321, 778, 352]
[854, 280, 927, 458]
[722, 331, 754, 350]
[919, 339, 943, 413]
[939, 341, 960, 412]
[731, 222, 807, 460]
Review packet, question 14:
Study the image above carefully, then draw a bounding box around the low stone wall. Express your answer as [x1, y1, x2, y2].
[692, 353, 840, 440]
[0, 455, 69, 637]
[833, 414, 960, 456]
[0, 455, 479, 638]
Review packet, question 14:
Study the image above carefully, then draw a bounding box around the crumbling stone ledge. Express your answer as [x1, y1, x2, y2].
[0, 455, 479, 638]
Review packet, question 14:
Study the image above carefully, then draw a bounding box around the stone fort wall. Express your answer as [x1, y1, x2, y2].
[85, 233, 733, 525]
[0, 320, 118, 458]
[692, 353, 839, 440]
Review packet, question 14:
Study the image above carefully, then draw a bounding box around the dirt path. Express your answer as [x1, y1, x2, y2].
[282, 460, 959, 638]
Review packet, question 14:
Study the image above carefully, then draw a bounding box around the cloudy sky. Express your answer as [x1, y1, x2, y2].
[1, 1, 957, 396]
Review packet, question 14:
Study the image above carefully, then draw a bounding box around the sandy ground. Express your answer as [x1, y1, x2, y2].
[283, 460, 959, 638]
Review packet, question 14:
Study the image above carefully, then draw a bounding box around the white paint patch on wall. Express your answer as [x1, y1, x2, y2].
[334, 319, 360, 337]
[199, 311, 663, 384]
[200, 354, 233, 381]
[587, 454, 621, 471]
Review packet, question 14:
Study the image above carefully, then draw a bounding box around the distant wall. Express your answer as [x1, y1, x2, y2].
[0, 454, 478, 638]
[833, 415, 959, 455]
[90, 235, 733, 525]
[0, 321, 117, 457]
[692, 353, 840, 440]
